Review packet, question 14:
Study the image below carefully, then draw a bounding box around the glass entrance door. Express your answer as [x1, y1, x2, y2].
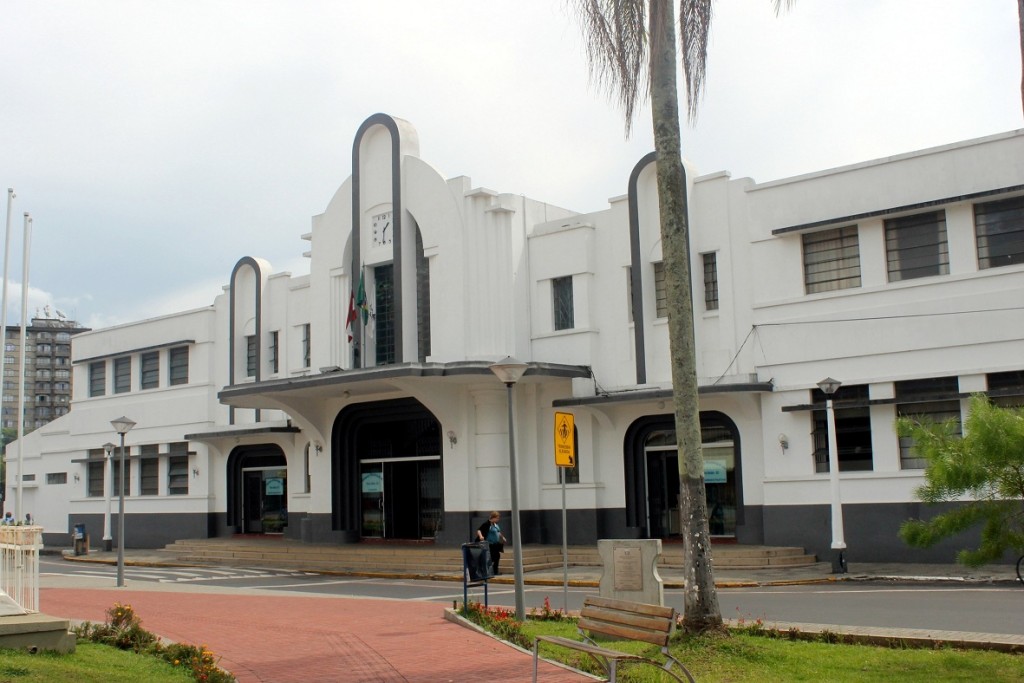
[645, 449, 680, 538]
[241, 467, 287, 534]
[360, 457, 442, 539]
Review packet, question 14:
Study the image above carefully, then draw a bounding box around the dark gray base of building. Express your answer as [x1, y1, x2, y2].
[56, 501, 1014, 565]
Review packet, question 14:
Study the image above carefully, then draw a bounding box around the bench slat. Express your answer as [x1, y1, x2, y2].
[581, 605, 674, 634]
[584, 596, 675, 619]
[578, 617, 670, 646]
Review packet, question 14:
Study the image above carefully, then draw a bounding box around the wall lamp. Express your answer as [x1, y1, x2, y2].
[778, 433, 789, 452]
[447, 430, 457, 448]
[192, 467, 200, 479]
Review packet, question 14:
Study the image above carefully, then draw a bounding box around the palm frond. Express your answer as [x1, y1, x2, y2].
[678, 0, 713, 121]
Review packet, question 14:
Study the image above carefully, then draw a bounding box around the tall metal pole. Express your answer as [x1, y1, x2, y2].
[15, 212, 31, 522]
[504, 381, 525, 621]
[117, 431, 126, 586]
[825, 396, 847, 573]
[1, 189, 13, 514]
[103, 442, 114, 552]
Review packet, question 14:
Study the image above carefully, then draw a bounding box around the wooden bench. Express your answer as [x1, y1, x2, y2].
[532, 595, 695, 682]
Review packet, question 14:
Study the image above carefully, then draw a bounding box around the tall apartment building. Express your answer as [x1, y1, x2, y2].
[3, 314, 90, 432]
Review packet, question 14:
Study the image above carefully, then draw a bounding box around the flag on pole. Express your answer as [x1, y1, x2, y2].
[356, 270, 370, 324]
[346, 287, 357, 342]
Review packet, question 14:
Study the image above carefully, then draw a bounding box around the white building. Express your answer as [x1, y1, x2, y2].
[8, 115, 1024, 563]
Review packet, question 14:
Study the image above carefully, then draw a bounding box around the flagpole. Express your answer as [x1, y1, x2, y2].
[15, 212, 32, 522]
[1, 190, 12, 516]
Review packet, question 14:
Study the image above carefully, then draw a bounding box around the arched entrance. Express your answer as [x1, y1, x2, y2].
[226, 445, 288, 534]
[332, 398, 443, 540]
[624, 412, 743, 539]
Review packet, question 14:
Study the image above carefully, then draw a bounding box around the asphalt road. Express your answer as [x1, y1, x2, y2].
[41, 558, 1024, 637]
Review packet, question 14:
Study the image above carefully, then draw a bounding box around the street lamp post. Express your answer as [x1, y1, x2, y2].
[817, 378, 847, 574]
[110, 417, 136, 587]
[102, 442, 115, 552]
[489, 356, 528, 621]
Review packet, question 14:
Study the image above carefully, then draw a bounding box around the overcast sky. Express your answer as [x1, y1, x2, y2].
[1, 1, 1020, 331]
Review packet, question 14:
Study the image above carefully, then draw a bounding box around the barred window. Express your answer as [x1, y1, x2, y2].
[653, 262, 667, 318]
[811, 384, 873, 472]
[113, 356, 131, 394]
[168, 456, 189, 495]
[302, 323, 311, 368]
[269, 331, 279, 374]
[245, 335, 257, 378]
[896, 377, 961, 470]
[140, 351, 159, 390]
[975, 195, 1024, 269]
[702, 252, 719, 311]
[552, 276, 574, 331]
[803, 226, 861, 294]
[169, 346, 189, 385]
[885, 210, 949, 282]
[89, 361, 105, 397]
[140, 444, 159, 495]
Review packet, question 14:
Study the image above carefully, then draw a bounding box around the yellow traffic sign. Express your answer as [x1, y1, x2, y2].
[554, 412, 576, 467]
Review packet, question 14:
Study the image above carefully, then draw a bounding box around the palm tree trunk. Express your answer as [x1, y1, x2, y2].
[648, 0, 722, 633]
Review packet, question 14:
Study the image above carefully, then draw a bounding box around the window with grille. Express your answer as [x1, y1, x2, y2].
[375, 265, 395, 365]
[169, 346, 189, 385]
[46, 472, 67, 485]
[653, 262, 668, 318]
[245, 335, 257, 377]
[89, 361, 105, 397]
[803, 226, 861, 294]
[811, 384, 873, 472]
[975, 195, 1024, 269]
[702, 252, 719, 311]
[112, 450, 132, 497]
[140, 444, 159, 495]
[269, 331, 279, 374]
[987, 370, 1024, 408]
[140, 351, 159, 390]
[301, 323, 311, 368]
[885, 210, 949, 282]
[896, 377, 961, 469]
[168, 455, 189, 495]
[552, 276, 574, 331]
[113, 357, 131, 394]
[87, 450, 105, 498]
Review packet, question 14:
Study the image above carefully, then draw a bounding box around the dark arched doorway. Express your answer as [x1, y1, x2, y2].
[624, 412, 743, 539]
[226, 445, 287, 534]
[332, 398, 443, 540]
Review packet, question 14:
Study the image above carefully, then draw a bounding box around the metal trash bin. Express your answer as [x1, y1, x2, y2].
[73, 523, 89, 556]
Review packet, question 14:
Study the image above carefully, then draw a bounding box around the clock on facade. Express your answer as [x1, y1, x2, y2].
[371, 211, 393, 246]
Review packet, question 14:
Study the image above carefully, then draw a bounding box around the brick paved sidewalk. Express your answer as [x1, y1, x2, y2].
[42, 588, 589, 683]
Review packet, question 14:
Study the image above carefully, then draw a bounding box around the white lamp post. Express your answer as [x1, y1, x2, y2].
[102, 442, 115, 552]
[817, 378, 847, 574]
[489, 356, 528, 621]
[110, 416, 135, 587]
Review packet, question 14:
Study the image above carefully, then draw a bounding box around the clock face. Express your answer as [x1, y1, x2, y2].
[371, 211, 393, 246]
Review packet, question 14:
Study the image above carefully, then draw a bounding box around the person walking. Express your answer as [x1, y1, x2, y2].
[476, 511, 507, 576]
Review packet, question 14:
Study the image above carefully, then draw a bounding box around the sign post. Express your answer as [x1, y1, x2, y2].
[554, 412, 576, 613]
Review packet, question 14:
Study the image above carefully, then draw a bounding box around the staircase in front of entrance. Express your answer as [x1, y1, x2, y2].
[164, 538, 816, 574]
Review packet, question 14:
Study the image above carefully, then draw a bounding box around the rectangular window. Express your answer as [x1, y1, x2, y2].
[896, 377, 962, 469]
[653, 262, 668, 319]
[301, 323, 311, 368]
[169, 346, 189, 386]
[46, 472, 67, 485]
[702, 252, 719, 311]
[269, 331, 279, 374]
[87, 448, 105, 498]
[374, 265, 395, 366]
[552, 276, 574, 331]
[140, 351, 159, 390]
[139, 444, 159, 495]
[987, 370, 1024, 408]
[245, 335, 257, 377]
[811, 384, 873, 472]
[113, 356, 131, 394]
[975, 195, 1024, 269]
[885, 210, 949, 282]
[803, 225, 861, 294]
[89, 361, 105, 397]
[168, 456, 189, 495]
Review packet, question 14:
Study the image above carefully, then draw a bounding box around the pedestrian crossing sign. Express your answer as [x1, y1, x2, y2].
[554, 411, 576, 467]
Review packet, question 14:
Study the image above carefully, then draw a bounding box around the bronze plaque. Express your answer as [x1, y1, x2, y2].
[613, 547, 643, 591]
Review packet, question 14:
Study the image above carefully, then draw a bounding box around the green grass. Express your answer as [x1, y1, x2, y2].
[522, 619, 1024, 682]
[0, 643, 194, 683]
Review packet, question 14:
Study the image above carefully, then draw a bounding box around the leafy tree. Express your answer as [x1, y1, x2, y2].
[571, 0, 789, 632]
[898, 394, 1024, 566]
